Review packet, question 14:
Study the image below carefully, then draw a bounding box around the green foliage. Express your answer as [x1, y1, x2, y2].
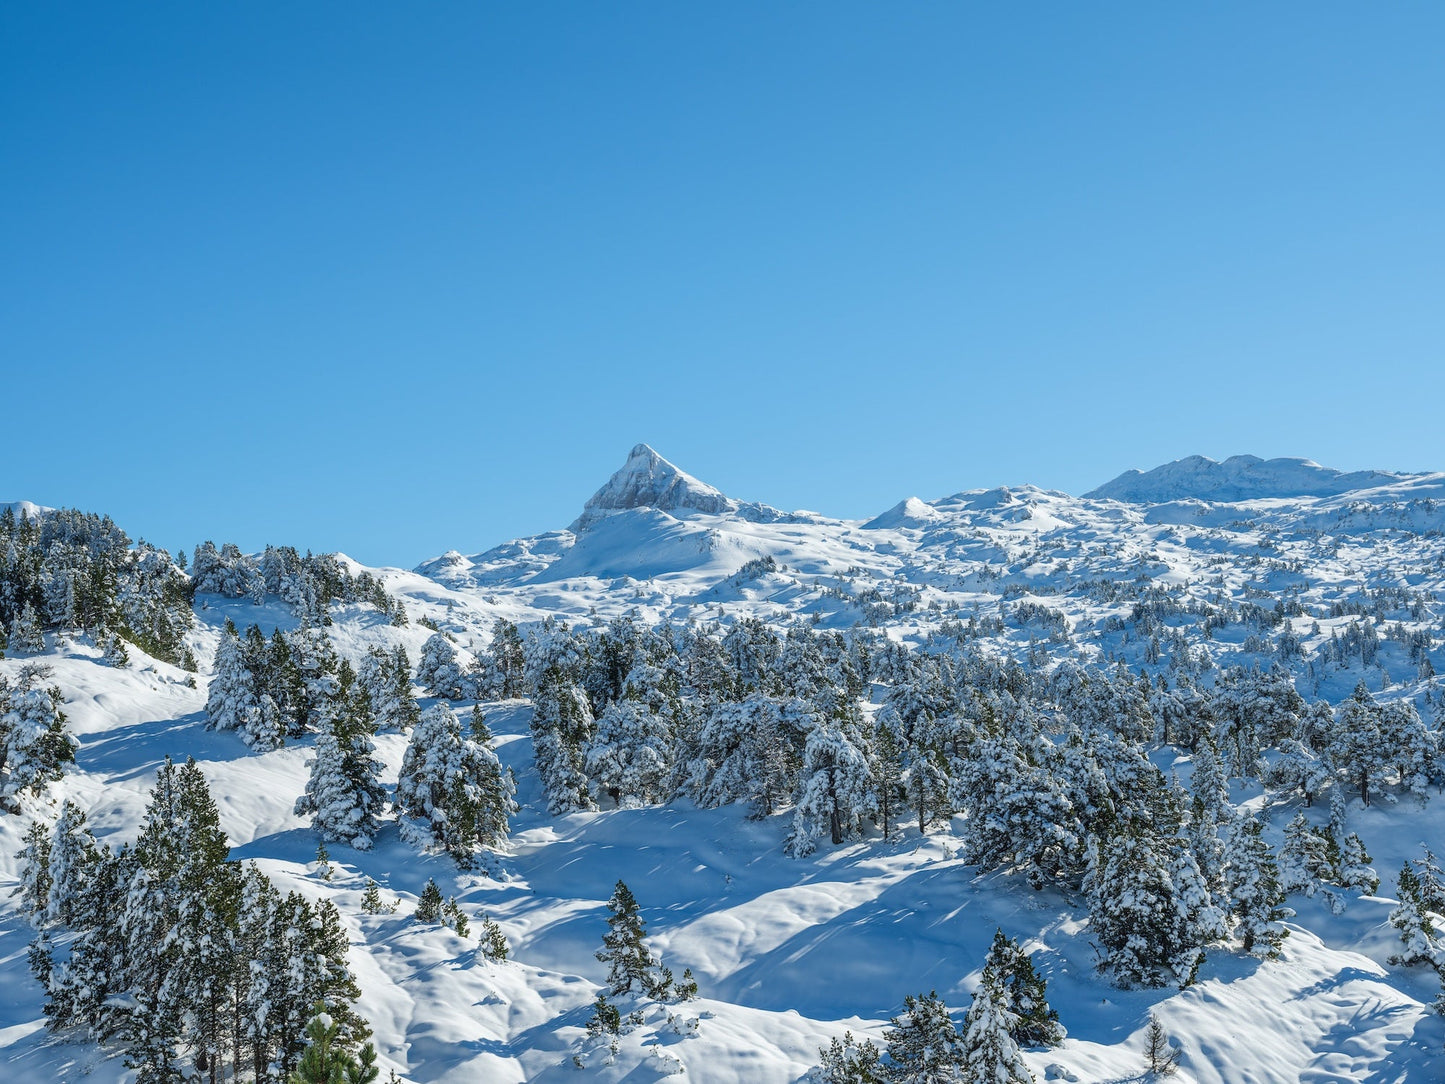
[414, 879, 443, 923]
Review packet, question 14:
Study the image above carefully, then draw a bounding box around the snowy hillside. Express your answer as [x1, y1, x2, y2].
[5, 449, 1445, 1082]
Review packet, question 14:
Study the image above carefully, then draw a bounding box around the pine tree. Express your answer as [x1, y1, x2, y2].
[416, 631, 468, 700]
[295, 686, 388, 850]
[415, 879, 443, 923]
[786, 703, 876, 856]
[0, 678, 77, 808]
[1224, 816, 1291, 957]
[817, 1030, 883, 1083]
[1278, 813, 1333, 897]
[394, 702, 517, 866]
[596, 880, 658, 996]
[1142, 1013, 1180, 1076]
[1388, 863, 1438, 967]
[1337, 832, 1379, 894]
[882, 990, 964, 1083]
[9, 601, 45, 653]
[961, 982, 1035, 1084]
[981, 929, 1063, 1047]
[478, 915, 510, 961]
[286, 1007, 380, 1084]
[45, 798, 98, 928]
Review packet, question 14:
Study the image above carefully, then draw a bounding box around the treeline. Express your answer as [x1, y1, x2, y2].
[410, 612, 1439, 991]
[0, 506, 192, 665]
[18, 757, 370, 1083]
[0, 506, 405, 669]
[192, 542, 406, 626]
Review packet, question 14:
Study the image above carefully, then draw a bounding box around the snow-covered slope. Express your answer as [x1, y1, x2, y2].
[8, 449, 1445, 1082]
[1086, 454, 1418, 503]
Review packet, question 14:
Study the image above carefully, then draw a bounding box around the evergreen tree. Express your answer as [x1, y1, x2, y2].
[1338, 832, 1380, 894]
[414, 879, 443, 923]
[980, 929, 1063, 1047]
[961, 982, 1035, 1084]
[817, 1031, 883, 1083]
[295, 686, 388, 850]
[1223, 816, 1290, 957]
[596, 880, 659, 996]
[0, 676, 77, 808]
[478, 915, 510, 961]
[1278, 813, 1334, 897]
[786, 702, 875, 856]
[1142, 1013, 1180, 1076]
[526, 619, 597, 814]
[8, 601, 45, 653]
[286, 1009, 379, 1084]
[882, 991, 964, 1083]
[394, 702, 516, 866]
[1086, 822, 1217, 988]
[1388, 863, 1438, 968]
[416, 632, 468, 700]
[45, 798, 98, 928]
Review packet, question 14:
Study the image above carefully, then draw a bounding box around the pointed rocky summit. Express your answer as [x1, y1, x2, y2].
[570, 444, 736, 531]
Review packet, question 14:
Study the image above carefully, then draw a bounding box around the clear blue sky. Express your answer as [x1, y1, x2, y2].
[4, 4, 1443, 566]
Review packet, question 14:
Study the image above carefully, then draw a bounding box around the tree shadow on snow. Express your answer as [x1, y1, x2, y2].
[75, 710, 258, 780]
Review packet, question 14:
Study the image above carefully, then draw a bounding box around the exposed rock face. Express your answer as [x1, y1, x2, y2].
[570, 444, 735, 531]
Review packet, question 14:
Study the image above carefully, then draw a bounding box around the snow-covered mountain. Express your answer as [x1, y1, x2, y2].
[1086, 454, 1421, 504]
[6, 448, 1445, 1083]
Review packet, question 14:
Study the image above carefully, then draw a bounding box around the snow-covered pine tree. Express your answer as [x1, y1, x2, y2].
[294, 684, 388, 850]
[526, 619, 596, 814]
[585, 692, 674, 808]
[1278, 812, 1334, 897]
[1388, 862, 1439, 968]
[596, 879, 661, 997]
[1337, 832, 1380, 894]
[1086, 822, 1214, 988]
[1223, 815, 1291, 957]
[395, 702, 516, 866]
[8, 601, 46, 653]
[0, 673, 77, 808]
[961, 980, 1035, 1084]
[44, 798, 98, 929]
[882, 990, 964, 1082]
[816, 1031, 883, 1084]
[417, 631, 468, 701]
[786, 699, 875, 856]
[981, 929, 1063, 1047]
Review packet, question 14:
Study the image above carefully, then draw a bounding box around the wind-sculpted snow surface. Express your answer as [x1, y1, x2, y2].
[6, 449, 1445, 1081]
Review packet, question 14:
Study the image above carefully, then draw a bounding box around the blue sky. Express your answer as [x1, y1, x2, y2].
[3, 4, 1443, 566]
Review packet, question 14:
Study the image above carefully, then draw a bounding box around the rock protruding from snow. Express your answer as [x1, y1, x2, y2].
[571, 444, 736, 531]
[1086, 455, 1414, 504]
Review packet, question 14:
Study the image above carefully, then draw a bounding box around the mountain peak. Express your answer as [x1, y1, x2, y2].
[571, 444, 734, 531]
[1085, 454, 1413, 504]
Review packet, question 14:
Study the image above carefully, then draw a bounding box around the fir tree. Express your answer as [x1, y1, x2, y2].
[1388, 863, 1438, 968]
[882, 990, 964, 1083]
[961, 982, 1035, 1084]
[596, 879, 658, 996]
[1224, 816, 1291, 957]
[295, 685, 388, 850]
[479, 915, 510, 961]
[0, 678, 77, 808]
[415, 879, 443, 923]
[286, 1007, 380, 1084]
[395, 702, 516, 866]
[1338, 832, 1380, 894]
[981, 929, 1063, 1047]
[817, 1031, 883, 1083]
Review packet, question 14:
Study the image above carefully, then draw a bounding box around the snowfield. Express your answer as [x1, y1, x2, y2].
[5, 448, 1445, 1082]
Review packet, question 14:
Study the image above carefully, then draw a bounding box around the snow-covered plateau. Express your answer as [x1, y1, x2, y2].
[5, 447, 1445, 1082]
